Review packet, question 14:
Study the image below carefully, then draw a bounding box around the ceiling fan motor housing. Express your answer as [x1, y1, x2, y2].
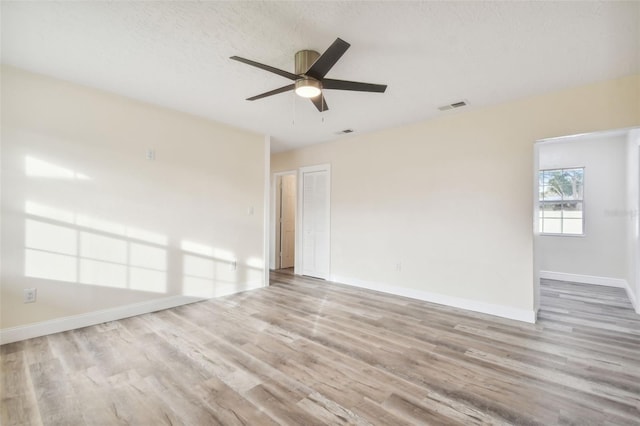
[295, 50, 320, 75]
[294, 50, 322, 97]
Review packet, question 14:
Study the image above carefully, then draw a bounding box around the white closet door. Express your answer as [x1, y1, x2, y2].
[300, 165, 330, 279]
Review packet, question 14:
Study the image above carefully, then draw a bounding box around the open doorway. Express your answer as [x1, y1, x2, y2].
[270, 165, 331, 279]
[272, 172, 296, 271]
[533, 127, 640, 318]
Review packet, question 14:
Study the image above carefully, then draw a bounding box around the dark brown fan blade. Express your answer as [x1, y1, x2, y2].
[230, 56, 299, 80]
[247, 84, 295, 101]
[305, 38, 350, 80]
[310, 94, 329, 112]
[322, 79, 387, 93]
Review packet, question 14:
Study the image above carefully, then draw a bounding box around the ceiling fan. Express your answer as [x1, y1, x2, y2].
[230, 38, 387, 112]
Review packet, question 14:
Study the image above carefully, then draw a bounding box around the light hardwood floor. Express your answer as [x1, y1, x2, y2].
[2, 272, 640, 425]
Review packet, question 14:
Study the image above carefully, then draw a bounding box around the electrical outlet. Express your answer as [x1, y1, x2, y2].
[395, 262, 402, 272]
[24, 288, 37, 303]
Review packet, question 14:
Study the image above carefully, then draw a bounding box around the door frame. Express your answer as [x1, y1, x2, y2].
[633, 133, 640, 314]
[297, 164, 331, 279]
[270, 170, 296, 271]
[533, 127, 640, 318]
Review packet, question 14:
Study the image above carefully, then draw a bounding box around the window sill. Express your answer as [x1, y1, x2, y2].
[539, 233, 585, 238]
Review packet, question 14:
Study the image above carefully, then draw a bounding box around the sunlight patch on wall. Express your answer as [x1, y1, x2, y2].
[24, 201, 168, 294]
[181, 240, 213, 257]
[130, 268, 166, 293]
[130, 243, 166, 270]
[80, 232, 127, 264]
[181, 240, 235, 262]
[78, 232, 128, 288]
[129, 243, 167, 292]
[25, 249, 77, 282]
[25, 156, 91, 180]
[26, 219, 77, 255]
[183, 254, 216, 298]
[23, 143, 246, 298]
[245, 257, 264, 269]
[245, 256, 265, 287]
[127, 228, 167, 246]
[26, 201, 168, 247]
[184, 254, 215, 280]
[25, 201, 75, 224]
[181, 240, 238, 298]
[80, 258, 127, 288]
[77, 215, 126, 237]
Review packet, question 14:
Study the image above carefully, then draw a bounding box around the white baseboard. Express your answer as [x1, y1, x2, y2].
[0, 295, 203, 345]
[0, 282, 266, 345]
[539, 271, 626, 288]
[329, 275, 536, 324]
[539, 270, 638, 312]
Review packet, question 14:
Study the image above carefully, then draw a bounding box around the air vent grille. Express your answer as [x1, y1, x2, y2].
[438, 100, 468, 111]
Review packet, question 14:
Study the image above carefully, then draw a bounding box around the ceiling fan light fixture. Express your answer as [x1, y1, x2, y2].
[295, 78, 321, 98]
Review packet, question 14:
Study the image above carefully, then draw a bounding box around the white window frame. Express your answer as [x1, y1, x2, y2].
[539, 167, 585, 237]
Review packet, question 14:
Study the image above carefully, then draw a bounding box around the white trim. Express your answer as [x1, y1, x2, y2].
[538, 166, 586, 237]
[330, 275, 536, 323]
[540, 270, 638, 311]
[629, 130, 640, 315]
[537, 127, 639, 144]
[539, 270, 626, 287]
[533, 140, 541, 313]
[270, 169, 296, 271]
[0, 295, 202, 345]
[263, 135, 271, 285]
[0, 280, 270, 345]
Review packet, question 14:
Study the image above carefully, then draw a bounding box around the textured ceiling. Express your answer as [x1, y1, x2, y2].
[2, 1, 639, 152]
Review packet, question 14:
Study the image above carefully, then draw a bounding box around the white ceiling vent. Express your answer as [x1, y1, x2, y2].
[438, 100, 468, 111]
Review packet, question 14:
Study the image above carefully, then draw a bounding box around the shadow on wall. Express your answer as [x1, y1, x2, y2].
[21, 155, 262, 301]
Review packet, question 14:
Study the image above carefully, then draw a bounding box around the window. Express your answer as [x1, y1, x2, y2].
[539, 167, 584, 235]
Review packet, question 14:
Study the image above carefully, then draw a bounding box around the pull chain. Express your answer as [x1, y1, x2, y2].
[292, 91, 296, 126]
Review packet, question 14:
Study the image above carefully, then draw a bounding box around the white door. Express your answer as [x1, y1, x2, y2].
[299, 165, 330, 279]
[280, 174, 296, 268]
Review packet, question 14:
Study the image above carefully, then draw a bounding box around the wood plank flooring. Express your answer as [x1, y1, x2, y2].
[2, 272, 640, 425]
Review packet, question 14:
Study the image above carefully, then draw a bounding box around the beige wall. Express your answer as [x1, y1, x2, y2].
[272, 74, 640, 317]
[1, 66, 266, 330]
